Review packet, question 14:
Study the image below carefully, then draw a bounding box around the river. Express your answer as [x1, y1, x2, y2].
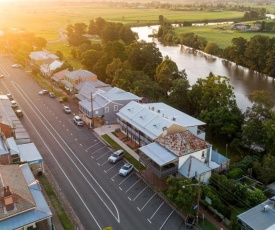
[132, 25, 275, 112]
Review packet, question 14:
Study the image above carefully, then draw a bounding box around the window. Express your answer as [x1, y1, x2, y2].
[105, 107, 109, 113]
[114, 105, 118, 111]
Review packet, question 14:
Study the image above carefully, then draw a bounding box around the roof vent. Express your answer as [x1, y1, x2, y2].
[157, 110, 160, 113]
[172, 117, 176, 121]
[152, 107, 154, 111]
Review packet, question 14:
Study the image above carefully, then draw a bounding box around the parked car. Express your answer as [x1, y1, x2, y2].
[63, 106, 72, 114]
[49, 92, 55, 98]
[108, 149, 124, 163]
[73, 116, 84, 126]
[7, 94, 13, 100]
[39, 90, 49, 95]
[12, 64, 20, 68]
[15, 109, 23, 117]
[0, 74, 4, 78]
[119, 163, 134, 176]
[10, 100, 18, 108]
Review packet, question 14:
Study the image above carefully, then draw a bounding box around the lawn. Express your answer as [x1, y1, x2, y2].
[0, 1, 243, 40]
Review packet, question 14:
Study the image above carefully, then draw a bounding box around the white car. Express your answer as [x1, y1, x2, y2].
[39, 90, 49, 95]
[108, 149, 124, 163]
[63, 106, 72, 114]
[119, 163, 134, 176]
[12, 64, 20, 68]
[10, 100, 18, 108]
[73, 116, 84, 126]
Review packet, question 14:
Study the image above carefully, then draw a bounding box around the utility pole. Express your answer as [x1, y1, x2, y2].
[196, 177, 201, 225]
[90, 92, 94, 129]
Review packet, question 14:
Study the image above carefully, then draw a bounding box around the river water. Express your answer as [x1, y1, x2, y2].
[132, 26, 275, 111]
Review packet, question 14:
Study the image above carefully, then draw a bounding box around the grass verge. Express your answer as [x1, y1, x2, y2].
[101, 134, 140, 169]
[39, 175, 74, 230]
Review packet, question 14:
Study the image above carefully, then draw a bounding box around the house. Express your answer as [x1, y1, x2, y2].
[40, 60, 63, 77]
[139, 130, 228, 185]
[237, 196, 275, 230]
[0, 95, 30, 144]
[62, 70, 97, 93]
[28, 51, 59, 70]
[74, 80, 112, 99]
[116, 101, 206, 146]
[0, 164, 52, 230]
[79, 87, 141, 125]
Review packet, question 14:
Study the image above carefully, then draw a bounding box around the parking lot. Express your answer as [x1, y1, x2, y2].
[86, 141, 186, 230]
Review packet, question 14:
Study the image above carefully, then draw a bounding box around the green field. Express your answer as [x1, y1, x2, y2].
[0, 2, 243, 40]
[174, 23, 275, 48]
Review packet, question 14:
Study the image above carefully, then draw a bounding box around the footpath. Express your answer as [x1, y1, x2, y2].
[94, 125, 228, 230]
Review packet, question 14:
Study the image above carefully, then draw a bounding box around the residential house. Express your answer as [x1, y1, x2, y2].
[116, 101, 206, 147]
[139, 130, 228, 185]
[51, 69, 70, 85]
[28, 51, 59, 71]
[0, 95, 30, 144]
[79, 87, 141, 125]
[0, 164, 52, 230]
[62, 70, 97, 93]
[40, 60, 63, 77]
[237, 196, 275, 230]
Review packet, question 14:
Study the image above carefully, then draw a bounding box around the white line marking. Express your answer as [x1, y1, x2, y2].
[149, 201, 164, 220]
[159, 210, 174, 230]
[119, 187, 122, 190]
[95, 150, 109, 161]
[97, 163, 100, 166]
[85, 142, 100, 152]
[11, 82, 120, 224]
[137, 207, 141, 211]
[125, 179, 141, 193]
[91, 146, 105, 155]
[128, 197, 131, 201]
[133, 186, 148, 201]
[139, 193, 156, 211]
[119, 172, 134, 185]
[147, 219, 152, 224]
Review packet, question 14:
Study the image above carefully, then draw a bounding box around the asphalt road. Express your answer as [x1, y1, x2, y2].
[0, 57, 186, 230]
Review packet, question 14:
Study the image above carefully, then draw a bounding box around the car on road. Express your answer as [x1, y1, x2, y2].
[49, 92, 55, 98]
[15, 109, 23, 117]
[119, 163, 134, 176]
[73, 115, 84, 126]
[12, 64, 20, 68]
[108, 149, 124, 163]
[63, 106, 72, 114]
[10, 100, 18, 108]
[39, 90, 49, 95]
[7, 94, 13, 100]
[0, 75, 4, 78]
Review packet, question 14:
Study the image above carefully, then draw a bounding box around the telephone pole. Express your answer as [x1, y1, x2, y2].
[90, 92, 94, 129]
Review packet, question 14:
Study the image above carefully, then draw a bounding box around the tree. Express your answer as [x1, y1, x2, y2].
[81, 50, 101, 71]
[55, 50, 64, 61]
[156, 57, 180, 97]
[258, 154, 275, 184]
[189, 74, 242, 138]
[226, 37, 248, 66]
[204, 42, 221, 56]
[167, 77, 191, 114]
[34, 36, 47, 50]
[66, 23, 87, 46]
[242, 90, 272, 151]
[263, 112, 275, 155]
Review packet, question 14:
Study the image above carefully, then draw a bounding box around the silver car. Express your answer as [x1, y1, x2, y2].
[108, 149, 124, 163]
[73, 116, 84, 126]
[119, 163, 134, 176]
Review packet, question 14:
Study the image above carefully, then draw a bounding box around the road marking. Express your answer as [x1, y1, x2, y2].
[91, 146, 106, 155]
[80, 144, 82, 146]
[125, 179, 141, 193]
[138, 193, 156, 211]
[85, 142, 100, 152]
[128, 197, 131, 201]
[75, 138, 78, 141]
[147, 219, 152, 224]
[133, 186, 148, 201]
[119, 187, 122, 190]
[12, 82, 120, 225]
[97, 162, 100, 166]
[119, 171, 133, 185]
[100, 160, 109, 166]
[149, 201, 164, 220]
[137, 207, 141, 211]
[105, 162, 119, 172]
[95, 150, 109, 161]
[159, 210, 174, 230]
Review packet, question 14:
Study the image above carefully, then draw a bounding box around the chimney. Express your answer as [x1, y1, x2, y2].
[3, 186, 14, 211]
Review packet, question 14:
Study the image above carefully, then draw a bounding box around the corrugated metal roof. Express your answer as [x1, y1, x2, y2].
[238, 197, 275, 230]
[6, 137, 20, 155]
[18, 143, 43, 165]
[0, 164, 52, 230]
[178, 156, 211, 178]
[211, 150, 229, 164]
[139, 142, 177, 166]
[65, 69, 96, 79]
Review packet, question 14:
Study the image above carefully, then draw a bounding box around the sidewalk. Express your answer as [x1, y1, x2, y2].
[94, 125, 228, 230]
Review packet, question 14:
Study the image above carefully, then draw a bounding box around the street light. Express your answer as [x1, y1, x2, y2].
[182, 179, 201, 225]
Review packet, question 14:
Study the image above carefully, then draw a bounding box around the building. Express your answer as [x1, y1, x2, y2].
[116, 101, 206, 147]
[79, 87, 141, 125]
[238, 197, 275, 230]
[139, 130, 228, 185]
[28, 51, 59, 71]
[40, 60, 63, 77]
[51, 69, 70, 85]
[62, 70, 97, 93]
[0, 164, 52, 230]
